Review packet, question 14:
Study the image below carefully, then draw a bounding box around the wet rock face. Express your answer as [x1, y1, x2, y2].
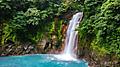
[0, 35, 60, 56]
[37, 39, 47, 50]
[0, 43, 37, 56]
[77, 47, 120, 67]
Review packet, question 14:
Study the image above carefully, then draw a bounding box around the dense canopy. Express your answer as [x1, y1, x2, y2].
[0, 0, 120, 66]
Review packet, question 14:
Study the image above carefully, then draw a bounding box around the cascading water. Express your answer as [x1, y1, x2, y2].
[0, 12, 88, 67]
[55, 12, 83, 61]
[64, 12, 83, 55]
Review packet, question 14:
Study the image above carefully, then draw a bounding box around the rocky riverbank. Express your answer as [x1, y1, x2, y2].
[0, 42, 120, 67]
[78, 48, 120, 67]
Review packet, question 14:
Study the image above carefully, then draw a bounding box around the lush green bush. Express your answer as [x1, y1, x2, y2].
[1, 0, 81, 45]
[79, 0, 120, 60]
[2, 8, 51, 44]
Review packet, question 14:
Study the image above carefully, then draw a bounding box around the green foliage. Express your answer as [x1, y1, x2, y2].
[93, 0, 120, 57]
[79, 0, 120, 59]
[0, 0, 32, 20]
[3, 0, 120, 62]
[56, 20, 63, 40]
[1, 0, 81, 45]
[2, 7, 52, 44]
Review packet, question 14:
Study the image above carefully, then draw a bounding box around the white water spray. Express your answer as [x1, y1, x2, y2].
[55, 12, 83, 61]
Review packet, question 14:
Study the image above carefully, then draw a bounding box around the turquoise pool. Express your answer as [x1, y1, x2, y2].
[0, 54, 88, 67]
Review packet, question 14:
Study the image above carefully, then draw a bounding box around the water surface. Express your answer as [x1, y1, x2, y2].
[0, 54, 88, 67]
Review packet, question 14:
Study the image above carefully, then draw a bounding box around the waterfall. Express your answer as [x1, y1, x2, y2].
[63, 12, 83, 56]
[55, 12, 83, 61]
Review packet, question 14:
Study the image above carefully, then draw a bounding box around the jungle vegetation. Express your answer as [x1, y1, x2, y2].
[0, 0, 120, 66]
